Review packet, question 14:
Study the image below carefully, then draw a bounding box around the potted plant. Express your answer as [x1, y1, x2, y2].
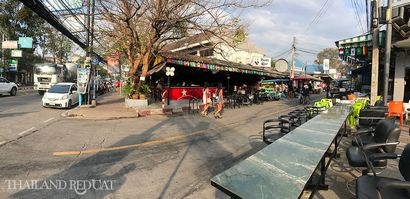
[121, 84, 135, 98]
[139, 83, 151, 100]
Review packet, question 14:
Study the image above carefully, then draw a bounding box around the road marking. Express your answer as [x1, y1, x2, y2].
[52, 102, 314, 156]
[43, 117, 55, 123]
[18, 127, 35, 137]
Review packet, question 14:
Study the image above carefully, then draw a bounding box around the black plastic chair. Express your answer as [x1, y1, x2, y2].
[278, 114, 298, 133]
[262, 119, 283, 144]
[346, 120, 401, 175]
[356, 144, 410, 199]
[352, 120, 388, 147]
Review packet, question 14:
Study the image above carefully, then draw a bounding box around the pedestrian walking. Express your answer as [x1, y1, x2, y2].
[201, 83, 211, 116]
[213, 83, 224, 119]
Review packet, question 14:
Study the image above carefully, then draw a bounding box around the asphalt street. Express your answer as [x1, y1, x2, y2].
[0, 94, 325, 199]
[0, 90, 68, 145]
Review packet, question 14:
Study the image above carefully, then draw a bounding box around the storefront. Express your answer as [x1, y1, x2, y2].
[148, 52, 286, 104]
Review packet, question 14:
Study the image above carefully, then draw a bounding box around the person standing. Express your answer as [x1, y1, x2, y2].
[202, 83, 211, 116]
[213, 83, 224, 119]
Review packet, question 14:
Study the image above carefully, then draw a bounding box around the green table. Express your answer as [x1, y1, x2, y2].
[211, 105, 351, 199]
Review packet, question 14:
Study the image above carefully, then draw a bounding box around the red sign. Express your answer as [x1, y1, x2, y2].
[165, 87, 217, 100]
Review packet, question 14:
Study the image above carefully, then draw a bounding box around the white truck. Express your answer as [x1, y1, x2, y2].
[33, 63, 77, 95]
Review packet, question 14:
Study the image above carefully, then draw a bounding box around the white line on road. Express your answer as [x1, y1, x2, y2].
[43, 117, 55, 123]
[18, 127, 35, 137]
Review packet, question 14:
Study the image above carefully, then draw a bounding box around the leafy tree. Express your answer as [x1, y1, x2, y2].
[98, 0, 270, 94]
[315, 48, 342, 70]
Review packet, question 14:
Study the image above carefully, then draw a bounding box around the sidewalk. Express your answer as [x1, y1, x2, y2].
[64, 92, 139, 120]
[64, 93, 326, 120]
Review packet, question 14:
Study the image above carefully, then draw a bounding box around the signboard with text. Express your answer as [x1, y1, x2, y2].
[252, 57, 271, 67]
[18, 37, 33, 48]
[2, 41, 18, 49]
[11, 50, 22, 57]
[77, 68, 90, 94]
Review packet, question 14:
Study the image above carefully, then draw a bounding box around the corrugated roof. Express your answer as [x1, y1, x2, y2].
[161, 32, 213, 52]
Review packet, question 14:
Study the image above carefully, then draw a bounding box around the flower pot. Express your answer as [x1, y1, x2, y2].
[139, 94, 146, 100]
[131, 93, 139, 99]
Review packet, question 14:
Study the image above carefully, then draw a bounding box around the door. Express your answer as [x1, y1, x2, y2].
[70, 85, 79, 104]
[0, 78, 7, 92]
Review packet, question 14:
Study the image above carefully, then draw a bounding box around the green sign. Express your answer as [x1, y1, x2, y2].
[18, 37, 33, 48]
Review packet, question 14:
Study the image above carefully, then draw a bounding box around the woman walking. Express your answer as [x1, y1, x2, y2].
[213, 83, 224, 119]
[201, 83, 211, 116]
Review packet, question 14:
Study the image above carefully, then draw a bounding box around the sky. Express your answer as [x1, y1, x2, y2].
[240, 0, 371, 64]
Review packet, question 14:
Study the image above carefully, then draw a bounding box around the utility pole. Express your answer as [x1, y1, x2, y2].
[370, 0, 380, 105]
[290, 37, 296, 79]
[383, 0, 392, 104]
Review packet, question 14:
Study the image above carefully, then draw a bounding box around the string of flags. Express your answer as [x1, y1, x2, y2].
[166, 58, 274, 77]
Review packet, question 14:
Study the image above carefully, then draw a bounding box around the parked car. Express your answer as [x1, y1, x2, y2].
[42, 82, 78, 108]
[0, 77, 18, 96]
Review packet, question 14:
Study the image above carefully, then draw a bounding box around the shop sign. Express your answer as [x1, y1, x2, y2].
[2, 41, 18, 49]
[11, 50, 22, 57]
[252, 57, 271, 67]
[18, 37, 33, 48]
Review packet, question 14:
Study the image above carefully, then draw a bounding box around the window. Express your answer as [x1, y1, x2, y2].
[0, 78, 5, 83]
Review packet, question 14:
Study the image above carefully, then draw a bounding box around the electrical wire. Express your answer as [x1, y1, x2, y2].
[305, 0, 331, 32]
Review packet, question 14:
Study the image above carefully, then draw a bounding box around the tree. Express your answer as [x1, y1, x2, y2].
[43, 26, 73, 64]
[315, 48, 342, 70]
[97, 0, 270, 94]
[0, 0, 48, 73]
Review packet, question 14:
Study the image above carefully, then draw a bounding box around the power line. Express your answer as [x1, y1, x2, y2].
[351, 0, 365, 33]
[305, 0, 332, 32]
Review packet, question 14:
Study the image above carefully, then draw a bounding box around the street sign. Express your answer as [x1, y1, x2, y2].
[252, 57, 271, 67]
[11, 50, 22, 57]
[91, 56, 99, 65]
[166, 67, 175, 76]
[2, 41, 18, 49]
[18, 37, 33, 48]
[323, 59, 330, 71]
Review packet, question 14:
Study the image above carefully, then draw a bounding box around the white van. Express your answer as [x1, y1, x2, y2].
[42, 82, 78, 108]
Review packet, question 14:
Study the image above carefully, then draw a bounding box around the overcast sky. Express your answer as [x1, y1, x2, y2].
[241, 0, 373, 64]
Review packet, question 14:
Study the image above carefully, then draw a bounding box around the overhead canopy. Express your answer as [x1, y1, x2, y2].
[158, 51, 287, 78]
[393, 38, 410, 48]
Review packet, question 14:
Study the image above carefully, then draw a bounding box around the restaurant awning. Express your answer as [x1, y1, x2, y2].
[157, 51, 287, 78]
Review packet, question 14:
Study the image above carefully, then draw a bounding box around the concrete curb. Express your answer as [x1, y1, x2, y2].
[18, 86, 34, 90]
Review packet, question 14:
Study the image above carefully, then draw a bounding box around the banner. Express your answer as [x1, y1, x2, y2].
[107, 57, 120, 74]
[7, 60, 18, 72]
[165, 87, 217, 100]
[77, 68, 90, 94]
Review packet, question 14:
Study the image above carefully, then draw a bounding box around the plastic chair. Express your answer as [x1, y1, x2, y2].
[348, 94, 356, 100]
[320, 98, 333, 107]
[314, 101, 330, 110]
[348, 102, 363, 128]
[387, 101, 405, 126]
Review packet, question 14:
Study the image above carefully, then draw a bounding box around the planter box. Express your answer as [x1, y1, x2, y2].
[125, 98, 148, 107]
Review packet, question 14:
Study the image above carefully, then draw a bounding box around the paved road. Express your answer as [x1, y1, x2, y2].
[0, 91, 68, 144]
[0, 94, 326, 198]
